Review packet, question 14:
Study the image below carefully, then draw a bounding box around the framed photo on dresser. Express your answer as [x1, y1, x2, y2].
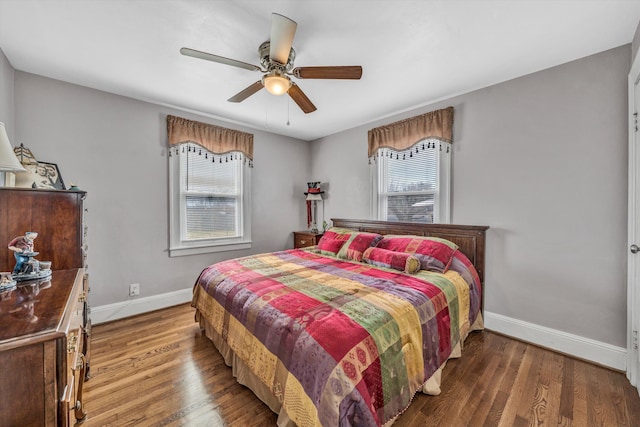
[16, 161, 66, 190]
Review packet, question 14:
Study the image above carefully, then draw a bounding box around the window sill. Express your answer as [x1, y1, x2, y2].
[169, 240, 252, 257]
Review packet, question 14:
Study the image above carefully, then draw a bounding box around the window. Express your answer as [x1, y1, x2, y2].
[372, 139, 451, 223]
[169, 143, 251, 256]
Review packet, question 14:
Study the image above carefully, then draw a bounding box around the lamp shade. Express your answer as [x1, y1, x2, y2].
[0, 122, 26, 172]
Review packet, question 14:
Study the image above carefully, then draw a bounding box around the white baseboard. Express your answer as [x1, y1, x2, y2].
[484, 311, 627, 371]
[91, 287, 193, 325]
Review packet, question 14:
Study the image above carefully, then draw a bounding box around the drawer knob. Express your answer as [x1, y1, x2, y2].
[74, 353, 86, 371]
[67, 334, 78, 353]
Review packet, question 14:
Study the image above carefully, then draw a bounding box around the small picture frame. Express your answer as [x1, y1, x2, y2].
[17, 161, 66, 190]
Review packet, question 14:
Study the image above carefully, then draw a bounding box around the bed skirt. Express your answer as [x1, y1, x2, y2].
[195, 308, 484, 427]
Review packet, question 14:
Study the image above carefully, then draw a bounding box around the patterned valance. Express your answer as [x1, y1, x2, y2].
[167, 115, 253, 160]
[367, 106, 453, 158]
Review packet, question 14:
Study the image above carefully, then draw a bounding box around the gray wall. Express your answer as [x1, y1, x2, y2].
[311, 45, 631, 348]
[0, 49, 13, 137]
[633, 19, 640, 64]
[13, 72, 310, 307]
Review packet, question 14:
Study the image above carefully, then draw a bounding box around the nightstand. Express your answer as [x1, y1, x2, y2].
[293, 231, 323, 249]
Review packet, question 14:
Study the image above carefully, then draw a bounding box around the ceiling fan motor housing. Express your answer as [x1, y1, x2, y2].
[259, 41, 295, 72]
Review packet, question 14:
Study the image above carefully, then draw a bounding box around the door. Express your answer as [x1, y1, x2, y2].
[627, 54, 640, 393]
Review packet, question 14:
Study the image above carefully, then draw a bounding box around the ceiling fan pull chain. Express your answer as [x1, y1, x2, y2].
[287, 97, 291, 126]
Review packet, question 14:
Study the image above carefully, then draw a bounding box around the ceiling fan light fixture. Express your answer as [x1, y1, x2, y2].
[263, 73, 291, 96]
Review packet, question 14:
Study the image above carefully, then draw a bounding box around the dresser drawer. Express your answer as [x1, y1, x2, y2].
[293, 231, 323, 249]
[62, 327, 85, 427]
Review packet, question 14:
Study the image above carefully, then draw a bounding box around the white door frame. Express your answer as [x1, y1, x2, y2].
[627, 52, 640, 393]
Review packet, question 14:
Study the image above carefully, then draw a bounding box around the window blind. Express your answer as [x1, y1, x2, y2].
[379, 144, 440, 223]
[181, 143, 240, 240]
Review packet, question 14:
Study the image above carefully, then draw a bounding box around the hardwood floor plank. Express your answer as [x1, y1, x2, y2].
[484, 391, 510, 427]
[572, 360, 589, 426]
[586, 363, 607, 426]
[457, 355, 498, 421]
[559, 355, 575, 420]
[81, 304, 640, 427]
[539, 351, 563, 426]
[496, 344, 535, 426]
[623, 371, 640, 423]
[477, 336, 525, 426]
[515, 346, 546, 423]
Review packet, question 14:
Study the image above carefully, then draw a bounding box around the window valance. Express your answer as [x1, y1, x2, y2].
[167, 115, 254, 161]
[367, 106, 453, 158]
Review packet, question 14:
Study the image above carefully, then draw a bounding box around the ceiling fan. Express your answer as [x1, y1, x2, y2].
[180, 13, 363, 114]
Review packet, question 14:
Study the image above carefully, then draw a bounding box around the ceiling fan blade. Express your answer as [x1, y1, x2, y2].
[180, 47, 261, 72]
[288, 83, 316, 114]
[292, 66, 363, 79]
[269, 13, 297, 64]
[228, 81, 264, 103]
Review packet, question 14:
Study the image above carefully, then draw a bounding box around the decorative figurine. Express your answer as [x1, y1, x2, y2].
[8, 232, 38, 275]
[7, 232, 51, 281]
[0, 271, 16, 292]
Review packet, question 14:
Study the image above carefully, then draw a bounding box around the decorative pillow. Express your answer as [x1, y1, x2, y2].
[375, 235, 459, 272]
[363, 247, 421, 274]
[336, 232, 383, 262]
[315, 228, 354, 256]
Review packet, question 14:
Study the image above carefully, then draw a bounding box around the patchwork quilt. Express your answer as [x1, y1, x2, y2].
[192, 248, 482, 426]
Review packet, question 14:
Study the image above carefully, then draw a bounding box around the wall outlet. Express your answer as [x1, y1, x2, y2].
[129, 283, 140, 297]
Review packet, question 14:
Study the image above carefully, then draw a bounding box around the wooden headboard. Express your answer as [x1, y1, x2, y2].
[331, 218, 489, 283]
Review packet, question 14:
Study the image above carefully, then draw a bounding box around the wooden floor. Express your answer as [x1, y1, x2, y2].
[82, 303, 640, 427]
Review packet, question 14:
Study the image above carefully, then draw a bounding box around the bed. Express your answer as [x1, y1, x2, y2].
[192, 218, 489, 426]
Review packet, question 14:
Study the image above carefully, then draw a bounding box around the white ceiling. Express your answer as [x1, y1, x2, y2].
[0, 0, 639, 141]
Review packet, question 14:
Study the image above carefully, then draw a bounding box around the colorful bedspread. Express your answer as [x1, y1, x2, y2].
[192, 248, 482, 427]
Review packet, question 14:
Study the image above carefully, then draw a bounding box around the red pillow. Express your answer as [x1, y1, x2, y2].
[336, 232, 383, 262]
[316, 229, 352, 256]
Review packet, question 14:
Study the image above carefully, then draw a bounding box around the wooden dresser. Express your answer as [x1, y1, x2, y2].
[0, 188, 90, 426]
[0, 269, 88, 426]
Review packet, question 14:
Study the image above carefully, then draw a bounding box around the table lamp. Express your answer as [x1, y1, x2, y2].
[0, 122, 26, 187]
